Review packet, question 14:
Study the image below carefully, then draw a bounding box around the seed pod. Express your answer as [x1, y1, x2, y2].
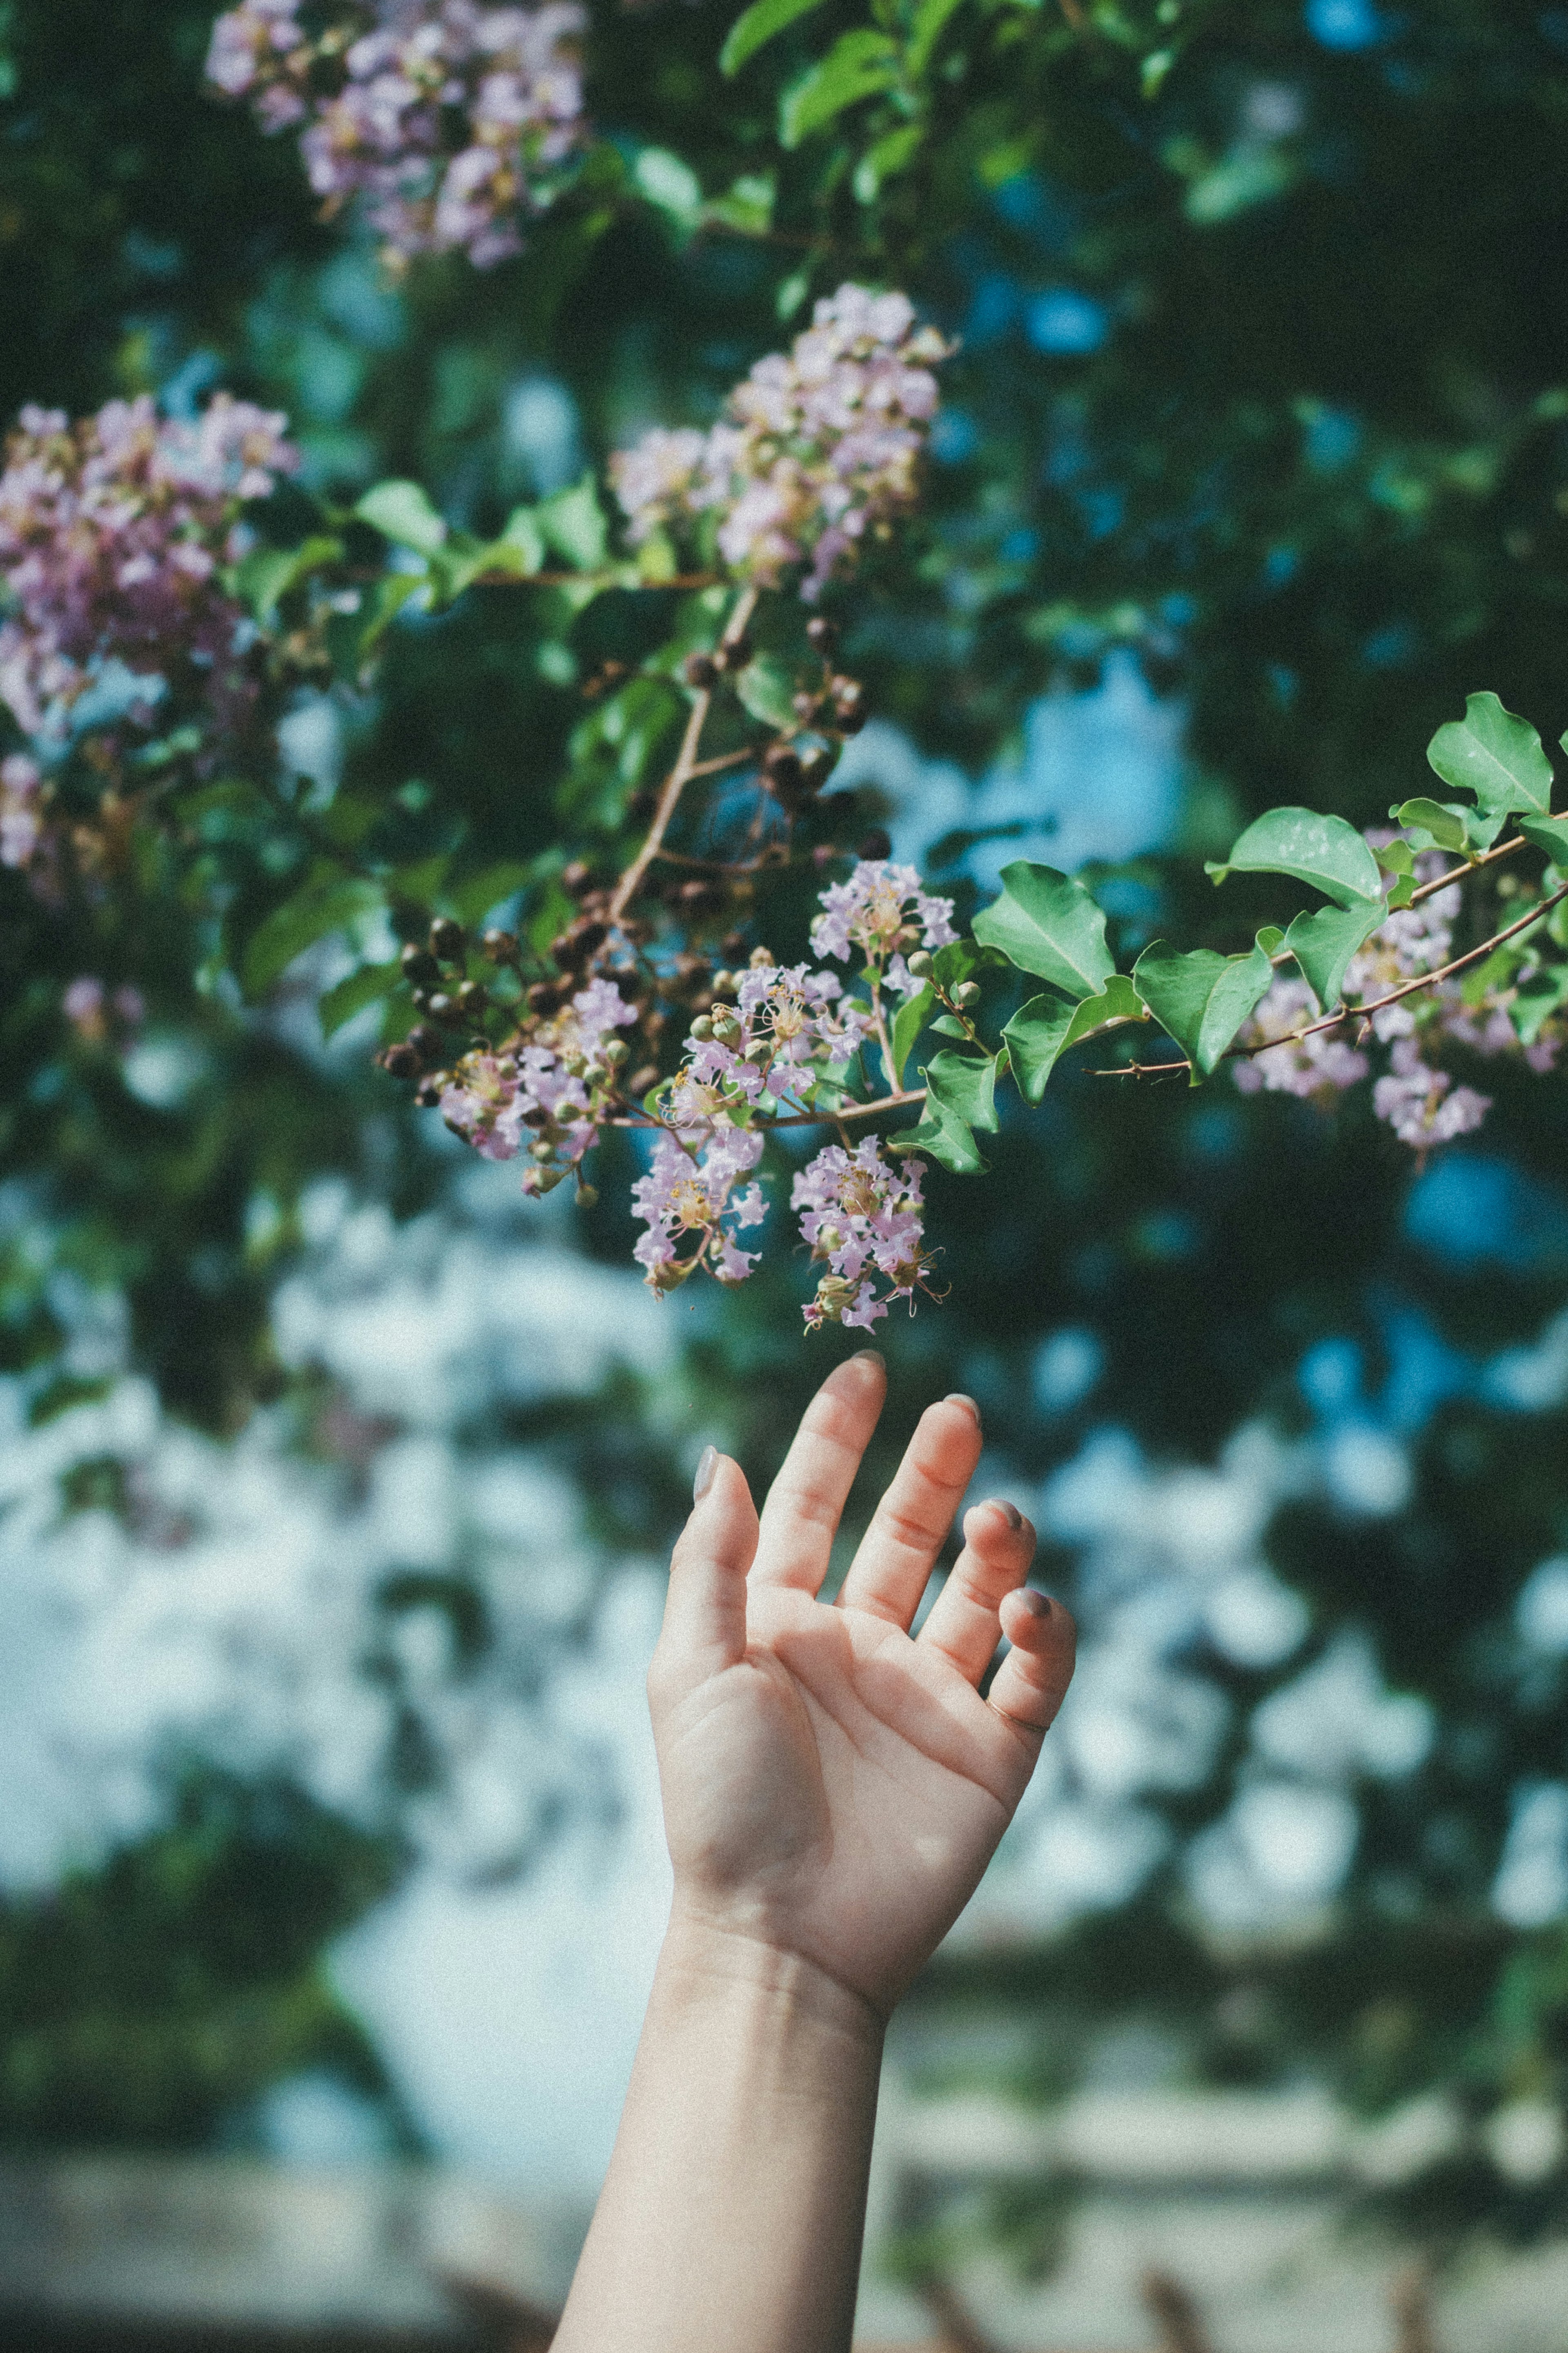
[719, 930, 748, 959]
[806, 615, 837, 651]
[457, 981, 489, 1020]
[561, 859, 594, 898]
[527, 979, 568, 1015]
[521, 1104, 548, 1126]
[832, 680, 866, 733]
[406, 1024, 444, 1068]
[764, 746, 804, 799]
[481, 928, 520, 964]
[716, 632, 753, 671]
[401, 943, 441, 989]
[382, 1042, 420, 1080]
[799, 746, 835, 791]
[429, 917, 466, 962]
[568, 917, 609, 957]
[678, 878, 724, 914]
[414, 1082, 442, 1107]
[425, 993, 468, 1030]
[683, 652, 718, 690]
[858, 827, 893, 861]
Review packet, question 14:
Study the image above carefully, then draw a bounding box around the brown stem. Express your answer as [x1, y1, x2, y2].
[608, 586, 758, 923]
[1141, 2268, 1217, 2353]
[1099, 880, 1568, 1081]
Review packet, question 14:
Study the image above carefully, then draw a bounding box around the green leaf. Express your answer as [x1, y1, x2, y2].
[1206, 807, 1383, 910]
[235, 535, 342, 622]
[483, 506, 546, 578]
[735, 651, 799, 731]
[631, 145, 703, 230]
[1390, 796, 1468, 854]
[924, 1046, 999, 1132]
[318, 959, 401, 1040]
[539, 475, 609, 571]
[1283, 899, 1385, 1013]
[446, 862, 535, 926]
[721, 0, 828, 75]
[901, 1088, 988, 1173]
[355, 480, 448, 557]
[780, 29, 899, 146]
[241, 877, 382, 1000]
[889, 982, 935, 1088]
[853, 122, 924, 203]
[1512, 962, 1568, 1046]
[931, 1013, 970, 1037]
[1132, 935, 1276, 1082]
[357, 571, 423, 656]
[971, 861, 1116, 999]
[906, 0, 965, 76]
[1519, 814, 1568, 863]
[1427, 691, 1554, 824]
[1001, 974, 1145, 1103]
[705, 172, 776, 234]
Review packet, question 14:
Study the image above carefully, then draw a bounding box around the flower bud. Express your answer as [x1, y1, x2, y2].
[529, 1140, 555, 1163]
[575, 1183, 599, 1210]
[582, 1062, 608, 1087]
[690, 1015, 714, 1041]
[561, 859, 595, 897]
[907, 949, 935, 979]
[481, 928, 520, 964]
[953, 981, 981, 1009]
[604, 1038, 629, 1065]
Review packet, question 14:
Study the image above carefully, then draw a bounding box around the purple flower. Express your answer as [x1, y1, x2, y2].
[0, 394, 296, 745]
[631, 1126, 766, 1291]
[791, 1138, 932, 1331]
[1372, 1036, 1490, 1148]
[438, 976, 636, 1181]
[611, 284, 952, 598]
[1232, 978, 1368, 1101]
[207, 0, 586, 269]
[810, 859, 956, 980]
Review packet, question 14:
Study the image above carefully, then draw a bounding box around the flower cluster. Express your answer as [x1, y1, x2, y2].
[793, 1140, 933, 1332]
[0, 395, 296, 745]
[437, 975, 637, 1189]
[632, 1128, 767, 1290]
[1234, 841, 1561, 1146]
[612, 286, 952, 599]
[62, 977, 145, 1047]
[206, 0, 586, 268]
[0, 752, 46, 872]
[810, 858, 956, 988]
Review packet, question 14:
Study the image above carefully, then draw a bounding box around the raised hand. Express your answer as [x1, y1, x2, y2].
[648, 1349, 1076, 2016]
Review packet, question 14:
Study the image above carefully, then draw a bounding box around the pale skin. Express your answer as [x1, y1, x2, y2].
[553, 1348, 1077, 2353]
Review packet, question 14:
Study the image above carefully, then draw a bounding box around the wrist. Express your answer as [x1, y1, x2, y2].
[657, 1907, 888, 2057]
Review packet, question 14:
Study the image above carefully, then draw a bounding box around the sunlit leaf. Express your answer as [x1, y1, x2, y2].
[721, 0, 829, 76]
[318, 959, 401, 1040]
[241, 877, 383, 1000]
[780, 29, 899, 147]
[889, 982, 935, 1089]
[1206, 807, 1383, 910]
[1002, 974, 1145, 1102]
[923, 1045, 1000, 1132]
[1284, 899, 1385, 1014]
[354, 480, 448, 557]
[1427, 691, 1554, 826]
[971, 861, 1116, 999]
[1132, 935, 1276, 1082]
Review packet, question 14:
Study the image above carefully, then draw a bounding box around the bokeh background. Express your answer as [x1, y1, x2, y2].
[7, 2, 1568, 2345]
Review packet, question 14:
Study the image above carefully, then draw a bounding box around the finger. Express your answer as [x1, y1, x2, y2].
[749, 1350, 886, 1595]
[836, 1393, 983, 1629]
[987, 1588, 1077, 1742]
[918, 1499, 1037, 1685]
[648, 1450, 758, 1704]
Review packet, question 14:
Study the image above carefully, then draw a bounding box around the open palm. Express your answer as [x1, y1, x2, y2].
[648, 1353, 1076, 2015]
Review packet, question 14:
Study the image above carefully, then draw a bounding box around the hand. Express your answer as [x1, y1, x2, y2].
[647, 1350, 1076, 2017]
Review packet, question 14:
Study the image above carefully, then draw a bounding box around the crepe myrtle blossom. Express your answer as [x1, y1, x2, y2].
[632, 1127, 767, 1291]
[611, 285, 953, 598]
[206, 0, 586, 269]
[793, 1138, 933, 1332]
[0, 753, 44, 870]
[678, 962, 875, 1113]
[0, 395, 296, 744]
[1232, 978, 1369, 1103]
[438, 975, 636, 1186]
[61, 977, 145, 1047]
[811, 859, 957, 990]
[1372, 1036, 1491, 1149]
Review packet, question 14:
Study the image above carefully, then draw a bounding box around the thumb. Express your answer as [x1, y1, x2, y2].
[653, 1447, 759, 1696]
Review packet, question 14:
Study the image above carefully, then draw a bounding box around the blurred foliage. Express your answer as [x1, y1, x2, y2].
[5, 0, 1568, 2248]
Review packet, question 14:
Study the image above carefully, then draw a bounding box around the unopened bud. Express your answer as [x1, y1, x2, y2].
[429, 917, 466, 962]
[582, 1062, 608, 1087]
[575, 1183, 599, 1210]
[530, 1140, 555, 1163]
[683, 652, 718, 690]
[603, 1038, 629, 1065]
[748, 946, 774, 969]
[690, 1015, 714, 1042]
[953, 980, 982, 1009]
[907, 949, 935, 980]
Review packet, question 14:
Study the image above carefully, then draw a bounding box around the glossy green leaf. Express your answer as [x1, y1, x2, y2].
[631, 146, 703, 229]
[971, 861, 1116, 999]
[923, 1046, 1000, 1132]
[780, 30, 899, 147]
[539, 475, 609, 571]
[235, 535, 342, 622]
[484, 507, 546, 578]
[888, 983, 935, 1089]
[1206, 807, 1382, 910]
[354, 480, 448, 556]
[357, 571, 423, 656]
[241, 877, 382, 1000]
[906, 0, 965, 76]
[1519, 814, 1568, 863]
[900, 1090, 988, 1174]
[1132, 935, 1276, 1082]
[721, 0, 828, 75]
[735, 652, 798, 731]
[1002, 975, 1145, 1103]
[1390, 796, 1468, 854]
[1284, 899, 1385, 1013]
[318, 959, 401, 1040]
[1427, 691, 1554, 825]
[930, 1013, 970, 1038]
[853, 122, 924, 203]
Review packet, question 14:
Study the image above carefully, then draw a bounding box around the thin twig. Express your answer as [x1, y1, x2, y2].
[608, 586, 758, 922]
[915, 2273, 1002, 2353]
[1141, 2268, 1217, 2353]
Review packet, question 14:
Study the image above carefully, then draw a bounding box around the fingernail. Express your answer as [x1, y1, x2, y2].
[944, 1392, 980, 1423]
[850, 1348, 885, 1370]
[1018, 1588, 1051, 1618]
[989, 1497, 1023, 1530]
[693, 1444, 718, 1502]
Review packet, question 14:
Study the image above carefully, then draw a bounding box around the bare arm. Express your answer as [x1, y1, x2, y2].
[553, 1349, 1077, 2353]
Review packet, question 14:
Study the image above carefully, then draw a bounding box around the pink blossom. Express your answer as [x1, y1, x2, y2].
[1372, 1036, 1491, 1148]
[1232, 978, 1368, 1100]
[438, 976, 636, 1182]
[0, 395, 296, 743]
[0, 752, 44, 869]
[631, 1126, 766, 1291]
[611, 285, 952, 598]
[208, 0, 586, 268]
[792, 1138, 932, 1332]
[61, 976, 144, 1046]
[810, 859, 956, 981]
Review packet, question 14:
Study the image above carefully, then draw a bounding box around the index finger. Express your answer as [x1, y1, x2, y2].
[749, 1350, 887, 1595]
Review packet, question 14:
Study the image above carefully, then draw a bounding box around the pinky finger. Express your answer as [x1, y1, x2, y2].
[988, 1587, 1076, 1741]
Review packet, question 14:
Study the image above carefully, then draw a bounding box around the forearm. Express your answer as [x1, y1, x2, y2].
[553, 1913, 886, 2353]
